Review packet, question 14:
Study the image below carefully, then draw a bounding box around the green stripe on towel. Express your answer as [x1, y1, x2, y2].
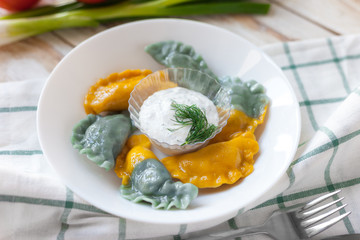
[0, 194, 107, 214]
[281, 53, 360, 71]
[327, 39, 351, 94]
[299, 97, 346, 107]
[283, 42, 318, 131]
[227, 218, 242, 240]
[57, 188, 74, 240]
[255, 177, 360, 209]
[118, 218, 126, 240]
[320, 127, 354, 234]
[0, 150, 43, 155]
[0, 106, 37, 112]
[173, 224, 187, 240]
[292, 128, 360, 166]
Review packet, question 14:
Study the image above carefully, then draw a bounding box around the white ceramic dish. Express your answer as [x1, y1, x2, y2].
[37, 19, 301, 227]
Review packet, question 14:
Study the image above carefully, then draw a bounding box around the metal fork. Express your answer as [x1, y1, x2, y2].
[186, 189, 351, 240]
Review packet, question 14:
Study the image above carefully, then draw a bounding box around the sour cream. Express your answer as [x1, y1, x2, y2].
[139, 87, 219, 145]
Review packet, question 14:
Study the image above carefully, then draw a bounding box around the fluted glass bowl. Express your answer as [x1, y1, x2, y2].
[128, 68, 231, 155]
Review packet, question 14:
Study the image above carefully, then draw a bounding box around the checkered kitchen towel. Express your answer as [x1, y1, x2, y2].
[1, 34, 360, 240]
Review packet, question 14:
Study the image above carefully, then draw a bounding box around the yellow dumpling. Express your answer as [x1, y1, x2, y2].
[210, 106, 267, 143]
[84, 69, 152, 114]
[114, 134, 157, 185]
[161, 132, 259, 188]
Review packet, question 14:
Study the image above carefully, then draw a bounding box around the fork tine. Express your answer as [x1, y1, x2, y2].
[301, 204, 347, 227]
[302, 190, 341, 210]
[305, 211, 351, 237]
[299, 197, 344, 218]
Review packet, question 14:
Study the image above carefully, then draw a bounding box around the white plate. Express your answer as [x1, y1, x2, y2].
[37, 19, 301, 227]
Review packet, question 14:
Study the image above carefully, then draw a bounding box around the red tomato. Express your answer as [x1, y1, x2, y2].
[0, 0, 40, 11]
[76, 0, 106, 3]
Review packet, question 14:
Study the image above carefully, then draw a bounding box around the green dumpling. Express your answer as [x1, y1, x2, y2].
[145, 40, 269, 119]
[71, 114, 131, 171]
[120, 159, 198, 210]
[145, 40, 217, 79]
[220, 76, 269, 118]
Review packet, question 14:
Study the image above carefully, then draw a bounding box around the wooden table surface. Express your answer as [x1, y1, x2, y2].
[1, 0, 360, 82]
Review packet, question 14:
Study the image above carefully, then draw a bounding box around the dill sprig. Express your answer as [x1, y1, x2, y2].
[170, 101, 217, 146]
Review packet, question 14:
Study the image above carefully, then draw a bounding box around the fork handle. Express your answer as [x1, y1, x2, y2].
[187, 225, 267, 240]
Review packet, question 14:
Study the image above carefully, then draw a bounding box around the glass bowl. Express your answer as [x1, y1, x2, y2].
[128, 68, 231, 155]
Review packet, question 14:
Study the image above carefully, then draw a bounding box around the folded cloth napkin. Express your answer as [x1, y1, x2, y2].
[1, 33, 360, 240]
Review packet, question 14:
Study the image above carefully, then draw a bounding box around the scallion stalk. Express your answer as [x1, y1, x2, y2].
[0, 0, 270, 46]
[0, 2, 85, 19]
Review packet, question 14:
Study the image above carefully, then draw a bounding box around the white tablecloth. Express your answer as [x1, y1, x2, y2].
[1, 33, 360, 239]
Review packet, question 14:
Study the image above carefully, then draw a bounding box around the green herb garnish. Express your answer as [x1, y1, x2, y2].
[170, 101, 217, 146]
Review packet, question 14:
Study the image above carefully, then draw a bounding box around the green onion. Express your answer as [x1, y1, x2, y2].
[0, 2, 85, 20]
[0, 0, 270, 46]
[170, 101, 217, 145]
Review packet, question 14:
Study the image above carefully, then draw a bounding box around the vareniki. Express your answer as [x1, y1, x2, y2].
[70, 40, 269, 210]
